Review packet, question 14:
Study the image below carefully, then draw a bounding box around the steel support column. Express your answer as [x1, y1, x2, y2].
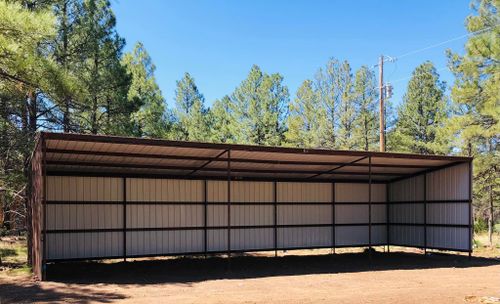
[204, 179, 208, 256]
[468, 161, 473, 259]
[368, 156, 372, 260]
[227, 149, 231, 259]
[123, 177, 127, 261]
[42, 137, 47, 280]
[332, 182, 336, 253]
[273, 181, 277, 257]
[424, 174, 427, 256]
[386, 182, 390, 253]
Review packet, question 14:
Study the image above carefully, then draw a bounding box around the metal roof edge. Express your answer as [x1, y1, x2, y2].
[41, 131, 474, 162]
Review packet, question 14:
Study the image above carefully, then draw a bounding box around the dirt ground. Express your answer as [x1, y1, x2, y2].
[1, 247, 499, 304]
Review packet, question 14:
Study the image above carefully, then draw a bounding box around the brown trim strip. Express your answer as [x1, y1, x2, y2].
[41, 132, 473, 162]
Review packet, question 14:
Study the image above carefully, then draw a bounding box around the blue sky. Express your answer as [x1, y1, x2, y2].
[112, 0, 471, 108]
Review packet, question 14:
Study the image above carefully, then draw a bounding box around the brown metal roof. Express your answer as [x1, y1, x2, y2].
[39, 132, 472, 183]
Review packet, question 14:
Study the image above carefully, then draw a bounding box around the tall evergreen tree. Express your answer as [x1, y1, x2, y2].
[122, 42, 170, 138]
[314, 58, 355, 149]
[352, 66, 378, 151]
[50, 0, 84, 132]
[73, 0, 132, 135]
[335, 61, 356, 149]
[230, 65, 288, 146]
[209, 96, 236, 143]
[447, 0, 499, 244]
[390, 61, 449, 154]
[174, 72, 210, 141]
[284, 80, 326, 148]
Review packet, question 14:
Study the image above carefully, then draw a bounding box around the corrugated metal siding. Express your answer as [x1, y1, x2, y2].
[277, 183, 332, 248]
[47, 175, 486, 259]
[388, 163, 471, 251]
[425, 163, 470, 250]
[47, 232, 123, 259]
[127, 230, 204, 255]
[389, 226, 425, 247]
[45, 176, 124, 259]
[427, 227, 469, 250]
[277, 227, 332, 248]
[427, 163, 469, 200]
[334, 183, 387, 246]
[388, 175, 424, 248]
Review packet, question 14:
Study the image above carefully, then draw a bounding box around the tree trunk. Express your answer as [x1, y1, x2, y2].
[489, 185, 493, 246]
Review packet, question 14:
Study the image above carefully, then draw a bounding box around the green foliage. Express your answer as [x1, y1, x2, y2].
[0, 0, 499, 259]
[230, 65, 289, 146]
[352, 66, 379, 151]
[389, 61, 449, 154]
[474, 218, 488, 233]
[447, 0, 499, 228]
[123, 42, 170, 138]
[174, 72, 210, 141]
[284, 80, 326, 148]
[209, 96, 236, 143]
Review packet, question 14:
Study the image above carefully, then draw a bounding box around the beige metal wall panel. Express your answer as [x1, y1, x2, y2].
[47, 204, 123, 230]
[126, 230, 204, 255]
[372, 204, 387, 223]
[207, 205, 228, 227]
[277, 205, 332, 225]
[230, 228, 274, 250]
[426, 163, 469, 200]
[371, 225, 388, 244]
[334, 204, 386, 224]
[277, 227, 332, 248]
[277, 183, 331, 202]
[389, 175, 424, 201]
[127, 178, 203, 202]
[389, 203, 424, 224]
[389, 225, 424, 247]
[427, 203, 469, 225]
[46, 232, 122, 259]
[427, 227, 469, 250]
[230, 181, 273, 202]
[207, 229, 228, 251]
[46, 176, 123, 201]
[335, 226, 369, 245]
[335, 183, 386, 202]
[231, 205, 273, 226]
[207, 181, 228, 202]
[207, 181, 273, 202]
[126, 205, 203, 228]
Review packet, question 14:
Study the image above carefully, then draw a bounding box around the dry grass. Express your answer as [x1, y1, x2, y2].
[0, 236, 31, 278]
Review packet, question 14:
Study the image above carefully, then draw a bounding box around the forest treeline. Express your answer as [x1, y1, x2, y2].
[0, 0, 498, 243]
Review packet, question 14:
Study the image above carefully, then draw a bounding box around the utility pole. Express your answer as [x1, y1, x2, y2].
[379, 55, 385, 152]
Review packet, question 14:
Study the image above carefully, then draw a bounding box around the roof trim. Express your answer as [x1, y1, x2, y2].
[41, 132, 473, 162]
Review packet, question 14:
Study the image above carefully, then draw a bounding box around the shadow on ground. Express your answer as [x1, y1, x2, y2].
[45, 251, 500, 285]
[0, 280, 126, 304]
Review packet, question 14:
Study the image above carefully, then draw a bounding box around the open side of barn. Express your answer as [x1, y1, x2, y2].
[29, 132, 473, 280]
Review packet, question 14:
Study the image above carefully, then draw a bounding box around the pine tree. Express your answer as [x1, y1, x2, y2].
[284, 80, 326, 148]
[174, 72, 210, 141]
[73, 0, 132, 135]
[209, 96, 236, 143]
[230, 65, 288, 146]
[335, 61, 356, 149]
[352, 66, 378, 151]
[122, 42, 171, 139]
[390, 61, 449, 154]
[314, 58, 355, 149]
[447, 0, 499, 244]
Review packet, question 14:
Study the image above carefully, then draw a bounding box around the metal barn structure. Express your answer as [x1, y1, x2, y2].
[30, 132, 473, 279]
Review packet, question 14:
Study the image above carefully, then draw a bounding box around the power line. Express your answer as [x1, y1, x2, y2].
[388, 66, 450, 84]
[394, 26, 497, 60]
